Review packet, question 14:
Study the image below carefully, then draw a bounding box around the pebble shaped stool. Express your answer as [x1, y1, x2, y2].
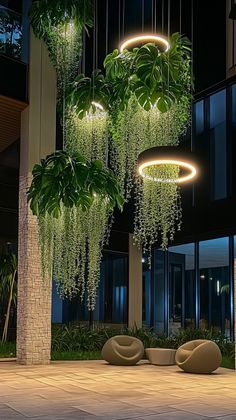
[102, 335, 144, 366]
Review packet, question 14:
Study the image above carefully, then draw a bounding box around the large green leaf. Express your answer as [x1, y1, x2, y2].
[29, 0, 94, 40]
[66, 70, 109, 118]
[28, 151, 124, 218]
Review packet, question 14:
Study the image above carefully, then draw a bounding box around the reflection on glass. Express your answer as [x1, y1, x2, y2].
[199, 237, 230, 336]
[60, 252, 128, 325]
[195, 100, 204, 135]
[142, 256, 151, 327]
[0, 6, 22, 59]
[153, 249, 165, 334]
[168, 243, 195, 333]
[209, 89, 227, 200]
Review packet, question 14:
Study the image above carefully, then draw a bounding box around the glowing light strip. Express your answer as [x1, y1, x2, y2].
[120, 35, 170, 53]
[138, 159, 197, 184]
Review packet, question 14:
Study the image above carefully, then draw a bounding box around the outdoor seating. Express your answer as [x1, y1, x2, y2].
[102, 335, 144, 365]
[175, 339, 222, 374]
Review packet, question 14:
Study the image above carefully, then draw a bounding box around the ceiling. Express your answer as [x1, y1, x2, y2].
[0, 94, 27, 152]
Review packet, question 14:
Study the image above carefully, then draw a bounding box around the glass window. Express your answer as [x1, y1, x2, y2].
[153, 249, 165, 334]
[57, 252, 128, 325]
[168, 243, 195, 333]
[142, 256, 151, 327]
[199, 237, 230, 336]
[0, 5, 22, 59]
[99, 252, 128, 325]
[232, 84, 236, 126]
[209, 89, 227, 200]
[195, 100, 204, 136]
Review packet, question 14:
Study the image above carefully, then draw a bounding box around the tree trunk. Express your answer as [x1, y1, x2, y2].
[2, 270, 17, 342]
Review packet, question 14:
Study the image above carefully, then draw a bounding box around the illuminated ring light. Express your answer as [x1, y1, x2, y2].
[137, 146, 198, 184]
[120, 34, 170, 53]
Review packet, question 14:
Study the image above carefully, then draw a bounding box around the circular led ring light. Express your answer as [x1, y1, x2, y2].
[120, 34, 170, 53]
[137, 147, 198, 184]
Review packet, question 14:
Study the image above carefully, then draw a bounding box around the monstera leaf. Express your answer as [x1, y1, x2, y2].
[104, 48, 135, 81]
[28, 151, 124, 218]
[66, 70, 109, 118]
[29, 0, 94, 40]
[135, 44, 163, 90]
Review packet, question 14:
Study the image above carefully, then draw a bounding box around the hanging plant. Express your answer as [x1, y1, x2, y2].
[67, 32, 192, 253]
[28, 150, 124, 307]
[59, 105, 113, 308]
[28, 150, 123, 218]
[29, 0, 94, 95]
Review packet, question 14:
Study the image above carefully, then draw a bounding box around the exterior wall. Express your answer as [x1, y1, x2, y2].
[234, 259, 236, 369]
[17, 29, 56, 365]
[226, 0, 236, 78]
[128, 234, 142, 328]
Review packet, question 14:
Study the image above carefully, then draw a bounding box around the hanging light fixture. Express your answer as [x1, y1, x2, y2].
[137, 146, 199, 184]
[119, 34, 170, 53]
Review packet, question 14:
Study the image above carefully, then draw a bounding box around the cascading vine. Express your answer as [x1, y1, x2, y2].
[29, 0, 193, 312]
[29, 0, 114, 308]
[61, 106, 112, 309]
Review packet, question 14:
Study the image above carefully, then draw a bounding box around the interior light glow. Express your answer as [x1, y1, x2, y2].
[138, 159, 197, 184]
[91, 101, 104, 111]
[217, 280, 220, 296]
[120, 34, 170, 53]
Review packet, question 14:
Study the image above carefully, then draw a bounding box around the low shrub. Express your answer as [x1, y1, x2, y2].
[51, 323, 235, 359]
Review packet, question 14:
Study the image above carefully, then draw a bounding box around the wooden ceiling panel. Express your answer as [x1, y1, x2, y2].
[0, 95, 28, 152]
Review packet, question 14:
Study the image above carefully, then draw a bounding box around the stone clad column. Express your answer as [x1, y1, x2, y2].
[17, 29, 56, 364]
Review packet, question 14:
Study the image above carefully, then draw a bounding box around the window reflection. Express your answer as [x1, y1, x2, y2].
[54, 251, 128, 326]
[199, 237, 230, 336]
[195, 100, 204, 135]
[209, 90, 227, 200]
[168, 243, 195, 332]
[153, 250, 165, 334]
[0, 6, 22, 59]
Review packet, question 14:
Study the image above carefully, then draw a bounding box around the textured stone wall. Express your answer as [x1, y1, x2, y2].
[17, 174, 52, 365]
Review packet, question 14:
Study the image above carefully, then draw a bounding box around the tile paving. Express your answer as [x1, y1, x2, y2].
[0, 360, 236, 419]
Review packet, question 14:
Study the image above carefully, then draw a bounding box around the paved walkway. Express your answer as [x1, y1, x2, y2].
[0, 360, 236, 419]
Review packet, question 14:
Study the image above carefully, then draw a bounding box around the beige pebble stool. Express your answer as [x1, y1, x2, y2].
[146, 348, 177, 365]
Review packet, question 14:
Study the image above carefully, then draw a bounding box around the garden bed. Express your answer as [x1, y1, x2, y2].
[0, 325, 235, 369]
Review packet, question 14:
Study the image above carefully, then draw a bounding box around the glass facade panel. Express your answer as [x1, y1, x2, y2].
[199, 237, 230, 335]
[0, 5, 22, 59]
[53, 252, 128, 325]
[195, 100, 204, 135]
[153, 249, 165, 334]
[168, 244, 195, 332]
[209, 90, 227, 200]
[142, 257, 151, 327]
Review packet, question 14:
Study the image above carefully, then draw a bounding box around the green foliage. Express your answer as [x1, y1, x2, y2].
[29, 0, 93, 39]
[28, 150, 124, 218]
[66, 71, 110, 119]
[51, 324, 235, 363]
[0, 252, 17, 307]
[28, 149, 124, 307]
[29, 0, 94, 96]
[66, 33, 191, 252]
[68, 33, 191, 116]
[0, 341, 16, 358]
